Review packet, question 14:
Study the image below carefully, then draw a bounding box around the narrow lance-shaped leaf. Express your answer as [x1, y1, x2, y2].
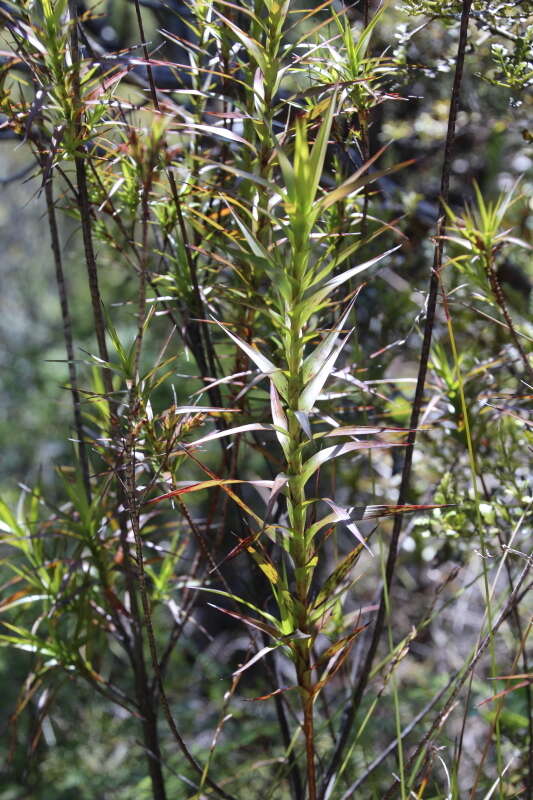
[324, 246, 401, 292]
[307, 93, 337, 206]
[212, 10, 267, 74]
[270, 383, 290, 457]
[301, 440, 403, 485]
[294, 410, 312, 439]
[305, 247, 400, 311]
[323, 498, 372, 553]
[299, 329, 353, 412]
[323, 425, 413, 438]
[207, 603, 280, 638]
[188, 587, 279, 625]
[350, 503, 449, 520]
[306, 500, 371, 553]
[172, 406, 241, 414]
[211, 317, 288, 399]
[146, 478, 277, 506]
[302, 296, 357, 384]
[229, 207, 274, 264]
[233, 644, 281, 677]
[188, 423, 275, 448]
[319, 157, 415, 213]
[313, 624, 367, 696]
[312, 544, 365, 612]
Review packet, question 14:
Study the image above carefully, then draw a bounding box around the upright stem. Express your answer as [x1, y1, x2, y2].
[320, 2, 473, 794]
[483, 253, 532, 378]
[68, 2, 113, 401]
[284, 238, 317, 799]
[44, 170, 92, 504]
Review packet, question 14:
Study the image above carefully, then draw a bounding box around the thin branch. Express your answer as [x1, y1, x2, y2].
[319, 2, 474, 795]
[382, 569, 532, 799]
[68, 1, 113, 400]
[339, 673, 456, 798]
[43, 167, 92, 504]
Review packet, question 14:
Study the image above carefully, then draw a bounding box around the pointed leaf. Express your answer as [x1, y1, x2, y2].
[294, 411, 312, 439]
[270, 384, 290, 457]
[211, 317, 288, 398]
[229, 207, 273, 263]
[146, 478, 276, 505]
[323, 499, 372, 553]
[319, 158, 415, 212]
[174, 122, 256, 152]
[213, 11, 267, 73]
[299, 330, 353, 412]
[324, 246, 401, 292]
[190, 423, 274, 447]
[233, 645, 280, 676]
[302, 297, 357, 384]
[313, 544, 365, 611]
[207, 603, 279, 637]
[173, 406, 241, 414]
[350, 503, 447, 520]
[308, 94, 336, 205]
[301, 441, 402, 484]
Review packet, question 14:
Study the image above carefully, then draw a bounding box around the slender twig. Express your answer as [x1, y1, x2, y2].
[484, 261, 532, 377]
[117, 55, 238, 795]
[339, 674, 456, 798]
[68, 1, 113, 401]
[382, 569, 532, 799]
[43, 167, 92, 504]
[319, 3, 474, 795]
[131, 0, 223, 417]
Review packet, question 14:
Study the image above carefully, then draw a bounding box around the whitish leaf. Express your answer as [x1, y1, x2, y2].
[192, 370, 252, 396]
[301, 441, 401, 485]
[302, 297, 356, 384]
[211, 317, 288, 398]
[265, 473, 289, 518]
[350, 503, 446, 520]
[324, 425, 410, 438]
[270, 384, 290, 457]
[323, 499, 372, 553]
[233, 645, 280, 676]
[304, 247, 399, 312]
[173, 406, 240, 414]
[294, 411, 312, 439]
[174, 122, 256, 152]
[0, 592, 47, 612]
[323, 246, 401, 292]
[189, 423, 274, 447]
[299, 330, 353, 412]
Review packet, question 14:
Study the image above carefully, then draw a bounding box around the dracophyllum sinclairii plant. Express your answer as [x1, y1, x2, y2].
[443, 181, 532, 377]
[184, 99, 404, 798]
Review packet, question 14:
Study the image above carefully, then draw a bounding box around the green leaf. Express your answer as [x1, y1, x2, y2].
[312, 544, 365, 613]
[307, 94, 337, 206]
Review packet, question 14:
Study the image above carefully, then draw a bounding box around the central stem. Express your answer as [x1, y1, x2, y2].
[285, 238, 317, 799]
